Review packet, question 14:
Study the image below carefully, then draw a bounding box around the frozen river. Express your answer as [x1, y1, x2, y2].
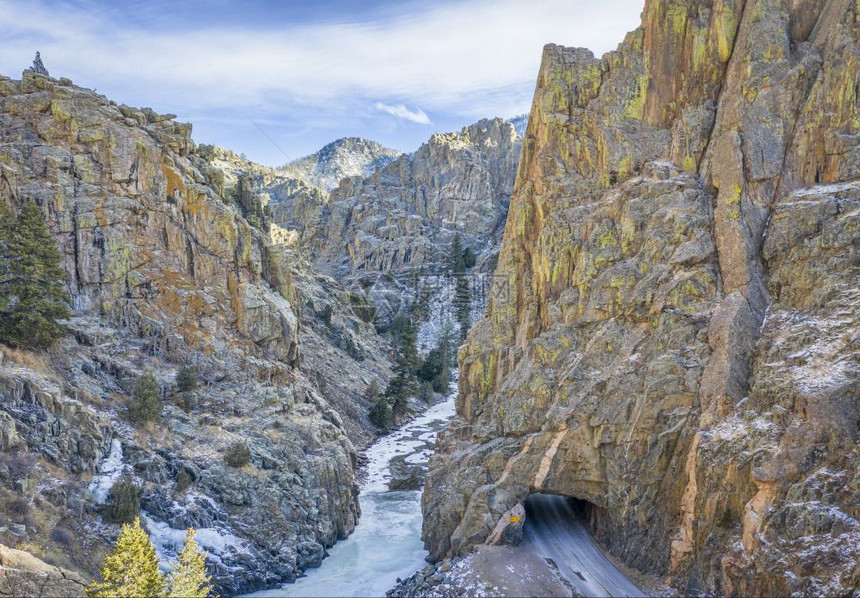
[248, 395, 456, 597]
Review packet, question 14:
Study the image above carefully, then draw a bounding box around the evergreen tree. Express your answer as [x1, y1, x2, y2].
[448, 234, 472, 340]
[383, 315, 418, 420]
[449, 233, 465, 275]
[104, 473, 140, 525]
[86, 517, 163, 598]
[397, 314, 418, 373]
[385, 350, 418, 419]
[0, 200, 70, 349]
[368, 395, 392, 430]
[164, 528, 215, 598]
[130, 372, 163, 423]
[418, 319, 455, 393]
[175, 367, 199, 393]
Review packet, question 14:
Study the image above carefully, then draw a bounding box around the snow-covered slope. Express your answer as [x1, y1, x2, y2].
[507, 114, 528, 138]
[281, 137, 402, 192]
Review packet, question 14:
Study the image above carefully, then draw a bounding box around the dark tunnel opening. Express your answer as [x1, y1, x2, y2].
[520, 493, 644, 597]
[524, 492, 600, 529]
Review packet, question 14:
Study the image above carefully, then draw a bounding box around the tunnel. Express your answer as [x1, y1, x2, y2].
[520, 493, 643, 597]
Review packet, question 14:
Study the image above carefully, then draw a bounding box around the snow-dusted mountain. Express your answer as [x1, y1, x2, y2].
[281, 137, 402, 192]
[507, 113, 528, 138]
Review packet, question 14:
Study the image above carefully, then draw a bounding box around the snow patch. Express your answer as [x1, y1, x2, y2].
[142, 511, 251, 573]
[790, 180, 860, 197]
[88, 439, 125, 504]
[363, 392, 456, 493]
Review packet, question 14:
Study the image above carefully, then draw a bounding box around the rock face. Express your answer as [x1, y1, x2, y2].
[0, 543, 85, 597]
[198, 119, 521, 330]
[317, 118, 521, 279]
[281, 137, 402, 192]
[307, 119, 521, 329]
[423, 0, 859, 595]
[220, 118, 523, 330]
[0, 70, 393, 594]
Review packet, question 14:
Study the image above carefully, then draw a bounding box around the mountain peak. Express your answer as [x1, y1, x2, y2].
[282, 137, 402, 192]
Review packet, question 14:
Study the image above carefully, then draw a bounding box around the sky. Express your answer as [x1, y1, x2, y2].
[0, 0, 645, 166]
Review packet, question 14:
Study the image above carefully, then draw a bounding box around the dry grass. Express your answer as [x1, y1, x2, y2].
[0, 345, 48, 370]
[15, 541, 46, 559]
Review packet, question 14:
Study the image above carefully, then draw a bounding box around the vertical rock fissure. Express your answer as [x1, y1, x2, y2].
[696, 0, 750, 174]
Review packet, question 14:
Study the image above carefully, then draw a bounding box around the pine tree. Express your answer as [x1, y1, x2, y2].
[0, 200, 70, 349]
[104, 473, 141, 525]
[0, 202, 12, 313]
[176, 366, 200, 393]
[164, 528, 215, 598]
[383, 315, 418, 420]
[398, 314, 418, 373]
[86, 517, 164, 598]
[368, 395, 392, 429]
[449, 233, 465, 275]
[130, 372, 163, 423]
[418, 319, 455, 392]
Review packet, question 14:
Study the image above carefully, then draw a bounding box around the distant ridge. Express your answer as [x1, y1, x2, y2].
[507, 113, 528, 137]
[281, 137, 402, 192]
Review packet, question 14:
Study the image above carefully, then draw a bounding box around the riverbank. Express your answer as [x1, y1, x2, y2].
[247, 394, 456, 597]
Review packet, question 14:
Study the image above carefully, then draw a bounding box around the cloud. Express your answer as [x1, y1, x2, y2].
[0, 0, 645, 162]
[374, 102, 431, 125]
[0, 0, 644, 118]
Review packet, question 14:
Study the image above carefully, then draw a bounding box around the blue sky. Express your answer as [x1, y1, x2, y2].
[1, 0, 644, 166]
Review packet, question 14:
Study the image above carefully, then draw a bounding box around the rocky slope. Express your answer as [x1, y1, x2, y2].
[0, 69, 393, 594]
[312, 118, 522, 329]
[281, 137, 401, 193]
[317, 119, 521, 277]
[423, 0, 859, 595]
[0, 542, 85, 597]
[212, 119, 523, 330]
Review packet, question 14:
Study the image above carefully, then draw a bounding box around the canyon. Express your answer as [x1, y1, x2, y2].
[0, 65, 520, 595]
[0, 0, 858, 596]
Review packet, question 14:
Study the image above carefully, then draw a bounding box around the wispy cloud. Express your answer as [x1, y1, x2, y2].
[374, 102, 431, 125]
[0, 0, 643, 115]
[0, 0, 644, 162]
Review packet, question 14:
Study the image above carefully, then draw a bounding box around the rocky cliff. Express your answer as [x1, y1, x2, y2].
[213, 118, 523, 330]
[423, 0, 859, 595]
[0, 70, 392, 594]
[319, 119, 520, 276]
[0, 542, 85, 597]
[312, 119, 522, 328]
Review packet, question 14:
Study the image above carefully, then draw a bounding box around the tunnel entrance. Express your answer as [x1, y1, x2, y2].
[520, 493, 643, 597]
[524, 492, 598, 529]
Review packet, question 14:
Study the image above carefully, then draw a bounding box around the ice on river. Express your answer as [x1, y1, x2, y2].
[249, 395, 456, 598]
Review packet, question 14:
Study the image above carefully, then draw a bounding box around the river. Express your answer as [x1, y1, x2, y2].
[249, 395, 456, 597]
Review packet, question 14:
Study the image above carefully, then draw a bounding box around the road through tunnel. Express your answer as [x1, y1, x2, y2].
[522, 493, 644, 597]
